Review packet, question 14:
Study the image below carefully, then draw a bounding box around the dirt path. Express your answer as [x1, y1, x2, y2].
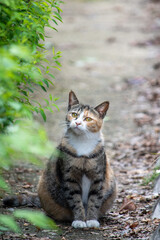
[44, 0, 153, 142]
[1, 0, 160, 239]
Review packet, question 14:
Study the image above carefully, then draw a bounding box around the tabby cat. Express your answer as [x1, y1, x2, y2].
[3, 91, 117, 228]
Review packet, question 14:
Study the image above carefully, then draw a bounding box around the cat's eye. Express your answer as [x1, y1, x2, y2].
[71, 112, 78, 118]
[85, 117, 92, 122]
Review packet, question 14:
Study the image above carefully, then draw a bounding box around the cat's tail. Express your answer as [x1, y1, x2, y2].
[3, 193, 41, 208]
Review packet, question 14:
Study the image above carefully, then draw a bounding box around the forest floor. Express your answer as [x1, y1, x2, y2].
[1, 0, 160, 239]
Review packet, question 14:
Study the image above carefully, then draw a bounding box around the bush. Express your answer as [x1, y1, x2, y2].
[0, 0, 63, 233]
[0, 0, 62, 130]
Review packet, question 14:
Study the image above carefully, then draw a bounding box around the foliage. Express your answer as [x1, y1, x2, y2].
[0, 210, 59, 233]
[0, 120, 54, 174]
[143, 155, 160, 185]
[0, 0, 63, 233]
[14, 210, 58, 230]
[0, 214, 20, 233]
[143, 167, 160, 186]
[0, 0, 62, 130]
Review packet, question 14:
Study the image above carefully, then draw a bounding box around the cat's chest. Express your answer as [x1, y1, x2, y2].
[69, 135, 99, 156]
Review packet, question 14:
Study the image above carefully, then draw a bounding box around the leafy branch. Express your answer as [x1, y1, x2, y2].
[0, 0, 63, 234]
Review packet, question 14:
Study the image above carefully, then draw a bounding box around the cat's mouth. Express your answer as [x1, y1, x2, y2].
[71, 125, 84, 135]
[74, 126, 81, 131]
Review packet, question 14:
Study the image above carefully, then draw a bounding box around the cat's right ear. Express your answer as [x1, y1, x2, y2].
[68, 91, 79, 110]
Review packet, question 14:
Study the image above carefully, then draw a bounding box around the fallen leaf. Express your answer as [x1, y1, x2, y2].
[119, 198, 136, 212]
[130, 222, 139, 229]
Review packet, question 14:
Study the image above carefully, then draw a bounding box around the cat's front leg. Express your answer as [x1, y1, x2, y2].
[63, 181, 86, 228]
[86, 179, 104, 228]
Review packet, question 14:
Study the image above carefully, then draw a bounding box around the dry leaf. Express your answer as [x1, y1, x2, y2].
[119, 198, 136, 212]
[130, 222, 139, 229]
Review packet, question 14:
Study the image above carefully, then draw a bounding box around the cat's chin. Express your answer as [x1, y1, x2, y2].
[71, 127, 85, 136]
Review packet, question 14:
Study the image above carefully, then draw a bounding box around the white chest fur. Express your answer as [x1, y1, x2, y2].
[68, 132, 102, 156]
[82, 174, 91, 206]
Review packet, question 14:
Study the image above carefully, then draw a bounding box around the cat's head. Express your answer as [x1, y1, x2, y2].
[66, 91, 109, 135]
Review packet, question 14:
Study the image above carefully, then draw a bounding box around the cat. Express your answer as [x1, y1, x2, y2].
[3, 91, 117, 229]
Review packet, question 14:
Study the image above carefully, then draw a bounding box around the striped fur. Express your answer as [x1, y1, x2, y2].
[3, 91, 117, 229]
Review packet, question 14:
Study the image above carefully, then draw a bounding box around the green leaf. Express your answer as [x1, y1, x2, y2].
[41, 2, 49, 7]
[49, 94, 53, 101]
[21, 90, 28, 97]
[32, 100, 42, 108]
[9, 45, 31, 60]
[39, 33, 45, 41]
[0, 176, 10, 192]
[0, 215, 20, 233]
[46, 106, 54, 113]
[43, 98, 49, 106]
[40, 85, 47, 92]
[46, 79, 54, 86]
[33, 107, 39, 113]
[53, 97, 59, 101]
[54, 16, 63, 23]
[52, 47, 55, 55]
[14, 210, 57, 230]
[39, 64, 45, 69]
[55, 60, 61, 66]
[48, 73, 55, 79]
[53, 11, 63, 21]
[48, 26, 58, 32]
[52, 103, 60, 111]
[53, 66, 61, 71]
[0, 225, 8, 231]
[27, 87, 34, 93]
[42, 79, 49, 88]
[40, 109, 46, 122]
[52, 19, 58, 25]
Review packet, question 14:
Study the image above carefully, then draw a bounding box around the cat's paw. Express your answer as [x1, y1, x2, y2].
[72, 220, 87, 228]
[86, 220, 100, 228]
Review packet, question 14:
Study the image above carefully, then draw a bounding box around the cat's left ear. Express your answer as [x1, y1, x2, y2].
[95, 101, 109, 119]
[68, 91, 79, 110]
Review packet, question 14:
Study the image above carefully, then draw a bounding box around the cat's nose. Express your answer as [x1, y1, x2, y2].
[76, 122, 81, 126]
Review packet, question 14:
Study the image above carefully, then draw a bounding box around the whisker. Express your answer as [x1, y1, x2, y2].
[59, 121, 68, 126]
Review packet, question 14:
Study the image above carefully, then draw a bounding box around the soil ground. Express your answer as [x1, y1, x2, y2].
[1, 0, 160, 239]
